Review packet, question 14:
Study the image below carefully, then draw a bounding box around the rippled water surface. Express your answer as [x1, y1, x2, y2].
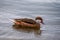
[0, 0, 60, 40]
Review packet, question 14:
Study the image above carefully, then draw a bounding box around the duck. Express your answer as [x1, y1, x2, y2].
[13, 16, 44, 29]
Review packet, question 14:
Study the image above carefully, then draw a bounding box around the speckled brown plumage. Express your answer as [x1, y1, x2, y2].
[14, 18, 36, 24]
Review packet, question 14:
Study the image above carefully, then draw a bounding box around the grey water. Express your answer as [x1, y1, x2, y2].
[0, 0, 60, 40]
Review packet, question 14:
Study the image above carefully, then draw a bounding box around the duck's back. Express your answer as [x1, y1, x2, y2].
[21, 18, 36, 24]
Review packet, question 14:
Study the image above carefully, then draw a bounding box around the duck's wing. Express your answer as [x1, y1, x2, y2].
[14, 18, 36, 24]
[21, 18, 36, 24]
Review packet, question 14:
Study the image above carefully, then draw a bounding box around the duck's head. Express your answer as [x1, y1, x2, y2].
[35, 16, 44, 24]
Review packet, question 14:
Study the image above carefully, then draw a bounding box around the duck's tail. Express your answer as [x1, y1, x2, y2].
[9, 19, 15, 23]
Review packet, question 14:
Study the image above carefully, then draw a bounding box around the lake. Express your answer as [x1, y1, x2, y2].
[0, 0, 60, 40]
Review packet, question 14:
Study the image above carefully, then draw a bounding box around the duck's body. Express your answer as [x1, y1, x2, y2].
[13, 16, 44, 28]
[14, 18, 36, 24]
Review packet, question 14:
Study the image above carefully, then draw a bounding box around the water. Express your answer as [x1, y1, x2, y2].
[0, 0, 60, 40]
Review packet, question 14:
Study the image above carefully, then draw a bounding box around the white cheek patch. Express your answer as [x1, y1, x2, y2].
[36, 20, 41, 23]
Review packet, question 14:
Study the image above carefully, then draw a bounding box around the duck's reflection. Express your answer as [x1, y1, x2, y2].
[12, 24, 42, 35]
